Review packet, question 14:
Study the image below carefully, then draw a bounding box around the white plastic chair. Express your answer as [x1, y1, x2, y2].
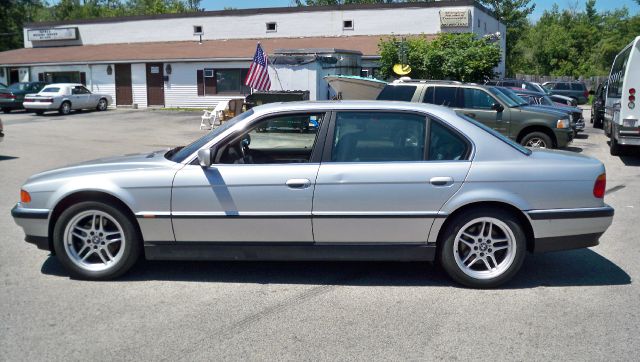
[200, 100, 229, 130]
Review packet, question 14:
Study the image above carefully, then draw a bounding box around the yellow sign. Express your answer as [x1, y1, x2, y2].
[393, 64, 412, 76]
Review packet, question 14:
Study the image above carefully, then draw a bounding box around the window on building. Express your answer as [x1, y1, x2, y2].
[343, 20, 354, 30]
[266, 22, 277, 32]
[193, 25, 203, 35]
[197, 68, 250, 96]
[40, 71, 86, 85]
[477, 19, 480, 28]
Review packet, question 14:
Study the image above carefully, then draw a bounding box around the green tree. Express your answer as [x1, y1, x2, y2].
[478, 0, 535, 76]
[0, 0, 49, 52]
[378, 33, 501, 82]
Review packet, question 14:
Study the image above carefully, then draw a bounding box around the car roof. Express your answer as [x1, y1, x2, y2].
[249, 100, 460, 120]
[508, 88, 545, 96]
[43, 83, 83, 87]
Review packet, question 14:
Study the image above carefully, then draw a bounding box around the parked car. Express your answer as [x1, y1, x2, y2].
[604, 35, 640, 155]
[542, 81, 589, 104]
[0, 82, 48, 113]
[485, 78, 542, 92]
[23, 83, 112, 115]
[591, 80, 607, 129]
[509, 88, 585, 135]
[11, 101, 614, 288]
[377, 79, 574, 149]
[0, 83, 7, 89]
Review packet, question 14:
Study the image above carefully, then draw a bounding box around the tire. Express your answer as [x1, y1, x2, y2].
[610, 133, 621, 156]
[59, 101, 71, 115]
[53, 201, 141, 280]
[439, 207, 526, 288]
[2, 108, 10, 114]
[520, 132, 553, 149]
[96, 98, 108, 111]
[34, 110, 44, 116]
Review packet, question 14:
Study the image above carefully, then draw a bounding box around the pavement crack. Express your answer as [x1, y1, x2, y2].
[167, 271, 366, 362]
[606, 184, 626, 195]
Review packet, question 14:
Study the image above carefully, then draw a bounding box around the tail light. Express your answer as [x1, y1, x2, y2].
[593, 173, 606, 199]
[0, 93, 15, 99]
[630, 88, 636, 110]
[584, 90, 589, 99]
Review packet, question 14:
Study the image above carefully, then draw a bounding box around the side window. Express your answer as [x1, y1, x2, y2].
[71, 87, 81, 95]
[523, 83, 537, 91]
[80, 86, 91, 94]
[556, 82, 569, 90]
[502, 80, 516, 87]
[376, 85, 417, 101]
[422, 86, 434, 104]
[462, 88, 495, 110]
[433, 87, 459, 107]
[571, 83, 585, 91]
[217, 113, 324, 164]
[428, 121, 468, 161]
[331, 112, 426, 162]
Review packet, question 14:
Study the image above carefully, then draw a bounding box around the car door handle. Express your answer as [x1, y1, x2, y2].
[286, 179, 311, 189]
[430, 177, 454, 186]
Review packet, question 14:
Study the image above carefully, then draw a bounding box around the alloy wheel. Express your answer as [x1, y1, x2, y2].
[525, 137, 547, 148]
[98, 99, 107, 111]
[453, 217, 517, 280]
[63, 210, 126, 272]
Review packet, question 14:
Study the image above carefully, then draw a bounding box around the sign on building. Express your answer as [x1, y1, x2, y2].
[439, 10, 470, 28]
[27, 28, 78, 41]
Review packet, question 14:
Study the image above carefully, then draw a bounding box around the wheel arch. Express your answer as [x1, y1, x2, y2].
[47, 191, 142, 253]
[435, 201, 535, 254]
[516, 124, 557, 148]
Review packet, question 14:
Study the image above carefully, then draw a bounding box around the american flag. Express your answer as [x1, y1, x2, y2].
[244, 43, 271, 91]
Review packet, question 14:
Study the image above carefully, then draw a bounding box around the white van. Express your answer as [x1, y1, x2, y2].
[605, 36, 640, 155]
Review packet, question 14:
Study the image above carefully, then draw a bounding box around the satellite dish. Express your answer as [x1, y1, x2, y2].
[393, 64, 412, 76]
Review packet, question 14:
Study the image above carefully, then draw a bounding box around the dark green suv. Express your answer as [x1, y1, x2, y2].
[0, 82, 48, 113]
[377, 80, 574, 149]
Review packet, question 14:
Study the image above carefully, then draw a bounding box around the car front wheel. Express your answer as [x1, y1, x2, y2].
[53, 201, 141, 280]
[521, 132, 552, 149]
[96, 98, 108, 111]
[439, 208, 526, 288]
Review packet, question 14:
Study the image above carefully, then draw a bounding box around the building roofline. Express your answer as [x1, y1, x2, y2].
[25, 0, 495, 28]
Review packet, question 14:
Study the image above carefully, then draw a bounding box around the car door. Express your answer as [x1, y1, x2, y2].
[171, 112, 327, 242]
[71, 86, 90, 108]
[455, 88, 509, 134]
[312, 111, 471, 243]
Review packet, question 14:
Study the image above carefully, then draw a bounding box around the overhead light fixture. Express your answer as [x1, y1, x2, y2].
[165, 64, 172, 75]
[106, 65, 112, 75]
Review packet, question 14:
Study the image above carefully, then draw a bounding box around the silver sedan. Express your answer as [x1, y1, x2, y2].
[11, 101, 614, 288]
[23, 83, 111, 115]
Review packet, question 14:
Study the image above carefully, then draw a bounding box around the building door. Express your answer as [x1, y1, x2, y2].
[114, 64, 133, 106]
[9, 69, 19, 84]
[146, 63, 164, 106]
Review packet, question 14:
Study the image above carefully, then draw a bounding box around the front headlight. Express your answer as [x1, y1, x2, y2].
[556, 119, 570, 129]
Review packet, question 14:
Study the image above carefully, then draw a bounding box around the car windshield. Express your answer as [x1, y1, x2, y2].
[495, 87, 529, 107]
[487, 87, 522, 107]
[8, 83, 29, 92]
[166, 109, 255, 163]
[41, 87, 60, 93]
[460, 115, 532, 155]
[539, 95, 555, 106]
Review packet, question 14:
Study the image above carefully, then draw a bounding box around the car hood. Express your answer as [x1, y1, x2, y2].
[26, 150, 176, 184]
[518, 105, 567, 118]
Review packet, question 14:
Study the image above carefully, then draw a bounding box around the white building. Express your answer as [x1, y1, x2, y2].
[0, 1, 506, 108]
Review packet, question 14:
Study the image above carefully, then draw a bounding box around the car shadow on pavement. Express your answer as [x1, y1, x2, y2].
[40, 248, 630, 289]
[564, 146, 584, 153]
[574, 133, 589, 139]
[0, 155, 19, 161]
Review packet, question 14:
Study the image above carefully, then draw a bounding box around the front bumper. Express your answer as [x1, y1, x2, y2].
[555, 128, 574, 147]
[11, 204, 51, 250]
[527, 206, 614, 253]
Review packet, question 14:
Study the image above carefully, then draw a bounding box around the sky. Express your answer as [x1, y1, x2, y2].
[201, 0, 640, 20]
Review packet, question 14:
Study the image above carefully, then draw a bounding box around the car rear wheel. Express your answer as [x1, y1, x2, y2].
[59, 101, 71, 115]
[439, 208, 526, 288]
[521, 132, 552, 149]
[53, 201, 141, 280]
[96, 98, 108, 111]
[2, 108, 10, 114]
[34, 110, 44, 115]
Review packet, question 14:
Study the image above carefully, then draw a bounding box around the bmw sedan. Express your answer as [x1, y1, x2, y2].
[11, 101, 614, 288]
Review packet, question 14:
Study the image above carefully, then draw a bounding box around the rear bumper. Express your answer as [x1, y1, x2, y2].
[527, 206, 614, 253]
[11, 204, 50, 249]
[0, 100, 22, 109]
[22, 102, 57, 110]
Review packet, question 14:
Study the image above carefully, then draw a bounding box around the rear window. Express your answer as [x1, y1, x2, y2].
[571, 83, 586, 91]
[376, 85, 417, 101]
[555, 82, 570, 90]
[8, 83, 28, 92]
[41, 87, 60, 93]
[461, 115, 532, 155]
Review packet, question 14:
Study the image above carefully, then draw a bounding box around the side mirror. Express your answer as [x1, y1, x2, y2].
[197, 148, 213, 167]
[492, 103, 504, 112]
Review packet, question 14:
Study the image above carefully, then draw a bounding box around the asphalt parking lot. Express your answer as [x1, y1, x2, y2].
[1, 108, 639, 360]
